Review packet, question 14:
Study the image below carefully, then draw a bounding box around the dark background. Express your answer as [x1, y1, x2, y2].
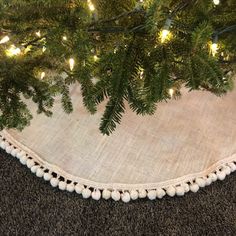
[0, 149, 236, 236]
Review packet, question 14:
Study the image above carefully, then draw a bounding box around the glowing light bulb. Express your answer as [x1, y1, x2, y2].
[169, 88, 174, 98]
[40, 72, 46, 79]
[159, 18, 172, 43]
[93, 55, 99, 61]
[36, 31, 41, 37]
[0, 36, 10, 44]
[6, 45, 21, 57]
[210, 43, 218, 57]
[160, 29, 171, 43]
[87, 0, 95, 11]
[213, 0, 220, 5]
[62, 36, 67, 41]
[69, 58, 75, 71]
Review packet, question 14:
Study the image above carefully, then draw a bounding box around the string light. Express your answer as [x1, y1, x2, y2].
[62, 36, 68, 41]
[0, 35, 10, 44]
[169, 88, 174, 98]
[210, 35, 219, 57]
[93, 55, 99, 61]
[5, 45, 21, 57]
[160, 29, 171, 43]
[40, 72, 46, 79]
[160, 18, 172, 43]
[87, 0, 95, 11]
[69, 58, 75, 71]
[213, 0, 220, 5]
[210, 42, 218, 57]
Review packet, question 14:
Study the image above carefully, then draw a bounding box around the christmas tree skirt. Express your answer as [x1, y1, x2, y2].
[1, 85, 236, 202]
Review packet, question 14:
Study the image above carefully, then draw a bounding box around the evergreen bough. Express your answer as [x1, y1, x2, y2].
[0, 0, 235, 135]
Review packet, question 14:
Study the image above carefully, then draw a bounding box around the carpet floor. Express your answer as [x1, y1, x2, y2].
[0, 148, 236, 236]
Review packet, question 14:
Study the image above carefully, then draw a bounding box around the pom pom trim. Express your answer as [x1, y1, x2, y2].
[1, 131, 236, 203]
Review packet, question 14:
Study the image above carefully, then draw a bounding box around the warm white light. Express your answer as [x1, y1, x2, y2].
[62, 36, 68, 41]
[42, 46, 46, 52]
[213, 0, 220, 5]
[6, 45, 21, 57]
[93, 55, 99, 61]
[87, 0, 95, 11]
[40, 72, 46, 79]
[0, 36, 10, 44]
[160, 29, 171, 43]
[36, 31, 41, 37]
[169, 88, 174, 98]
[210, 43, 218, 57]
[69, 58, 75, 71]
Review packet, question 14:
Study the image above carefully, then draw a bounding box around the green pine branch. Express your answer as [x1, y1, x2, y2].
[0, 0, 235, 135]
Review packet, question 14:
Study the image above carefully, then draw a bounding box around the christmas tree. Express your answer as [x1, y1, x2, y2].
[0, 0, 235, 135]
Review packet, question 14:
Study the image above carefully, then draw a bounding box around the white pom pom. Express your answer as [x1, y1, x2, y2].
[50, 178, 59, 187]
[130, 190, 138, 200]
[147, 190, 156, 200]
[36, 168, 44, 178]
[217, 170, 226, 181]
[16, 150, 26, 159]
[11, 148, 19, 157]
[228, 162, 236, 172]
[66, 183, 75, 192]
[138, 189, 147, 198]
[26, 159, 35, 168]
[92, 189, 101, 200]
[82, 188, 91, 199]
[58, 181, 67, 191]
[166, 186, 176, 197]
[223, 166, 231, 175]
[6, 145, 13, 154]
[31, 165, 39, 173]
[156, 188, 166, 199]
[111, 190, 121, 201]
[195, 178, 206, 188]
[205, 177, 212, 186]
[0, 141, 7, 150]
[190, 183, 199, 193]
[20, 155, 28, 165]
[176, 186, 185, 196]
[75, 184, 84, 194]
[102, 189, 111, 200]
[121, 192, 131, 203]
[209, 173, 217, 182]
[43, 172, 52, 181]
[182, 183, 190, 193]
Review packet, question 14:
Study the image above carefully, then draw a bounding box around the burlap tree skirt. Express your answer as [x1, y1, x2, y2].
[1, 85, 236, 202]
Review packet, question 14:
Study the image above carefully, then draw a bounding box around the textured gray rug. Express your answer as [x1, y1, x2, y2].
[0, 148, 236, 236]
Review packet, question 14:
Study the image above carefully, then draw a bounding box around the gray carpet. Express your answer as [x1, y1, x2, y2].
[0, 148, 236, 236]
